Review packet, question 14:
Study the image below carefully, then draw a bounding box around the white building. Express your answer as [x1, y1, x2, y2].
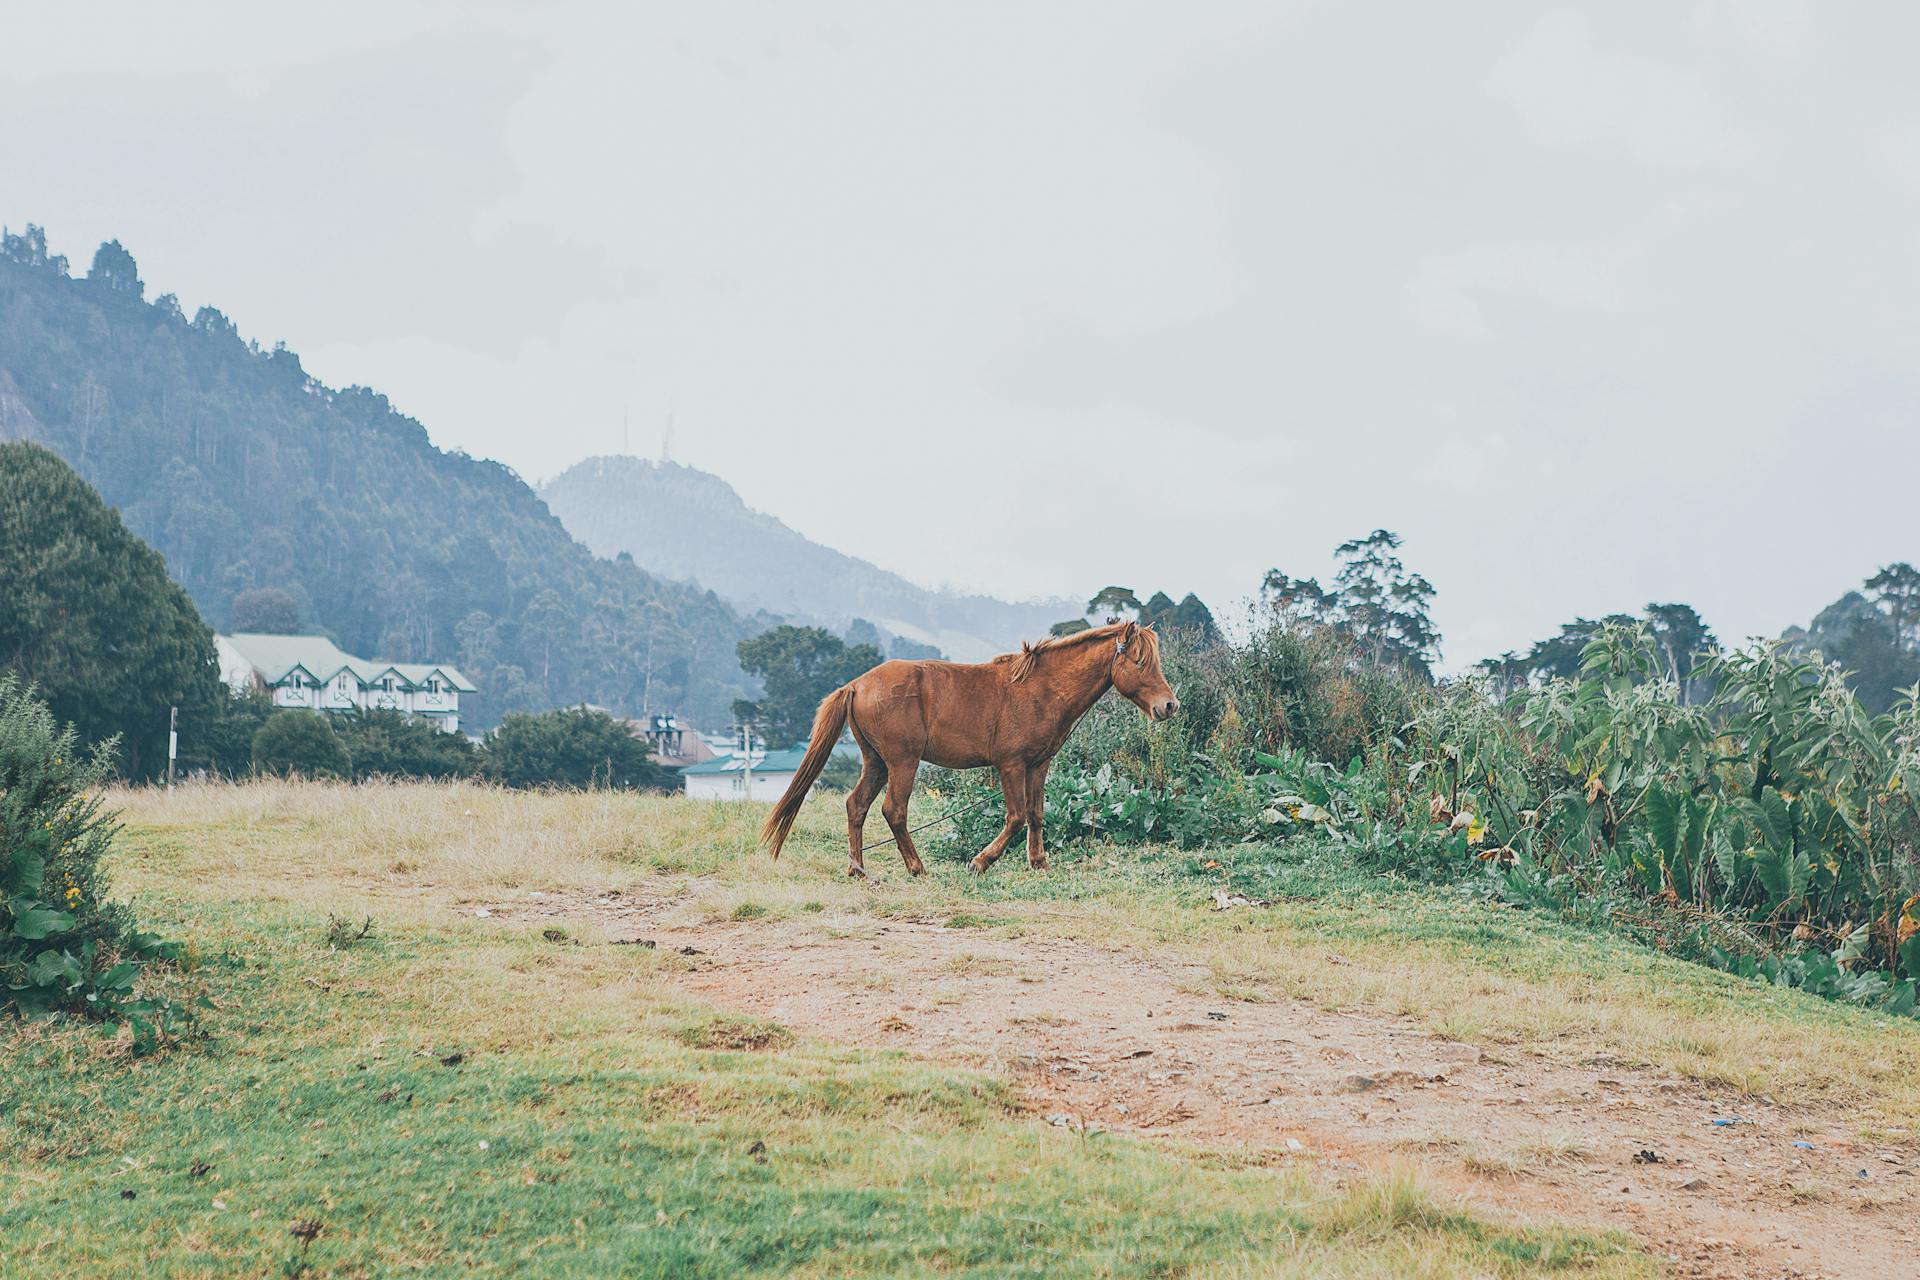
[679, 747, 808, 802]
[216, 633, 476, 734]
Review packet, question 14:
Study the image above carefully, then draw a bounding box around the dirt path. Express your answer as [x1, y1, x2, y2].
[477, 888, 1920, 1280]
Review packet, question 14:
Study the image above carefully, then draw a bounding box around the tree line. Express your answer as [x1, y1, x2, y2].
[0, 441, 670, 788]
[0, 227, 763, 729]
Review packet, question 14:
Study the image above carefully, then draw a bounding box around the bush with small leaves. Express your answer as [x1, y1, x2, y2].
[0, 676, 186, 1047]
[252, 711, 351, 780]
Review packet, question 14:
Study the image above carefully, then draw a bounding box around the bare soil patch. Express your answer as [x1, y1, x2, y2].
[478, 885, 1920, 1280]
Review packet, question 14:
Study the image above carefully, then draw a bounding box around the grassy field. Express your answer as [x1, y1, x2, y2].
[10, 778, 1920, 1277]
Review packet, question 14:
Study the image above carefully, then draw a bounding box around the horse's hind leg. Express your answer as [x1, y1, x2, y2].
[845, 753, 887, 878]
[880, 755, 926, 876]
[968, 763, 1028, 875]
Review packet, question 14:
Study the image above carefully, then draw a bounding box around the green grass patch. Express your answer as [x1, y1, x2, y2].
[0, 789, 1657, 1279]
[943, 912, 1013, 930]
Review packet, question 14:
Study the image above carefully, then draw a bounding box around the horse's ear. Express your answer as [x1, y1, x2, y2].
[1118, 620, 1139, 653]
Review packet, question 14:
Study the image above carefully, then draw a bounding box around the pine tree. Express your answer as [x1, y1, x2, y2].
[0, 442, 223, 776]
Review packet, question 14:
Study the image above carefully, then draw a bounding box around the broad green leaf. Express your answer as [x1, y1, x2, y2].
[5, 847, 45, 896]
[1647, 787, 1680, 856]
[11, 905, 77, 941]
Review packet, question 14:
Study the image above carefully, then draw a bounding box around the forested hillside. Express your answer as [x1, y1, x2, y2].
[0, 228, 764, 726]
[540, 455, 1074, 662]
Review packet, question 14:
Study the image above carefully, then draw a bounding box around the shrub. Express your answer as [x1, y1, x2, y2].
[482, 705, 671, 790]
[179, 689, 273, 778]
[252, 710, 351, 779]
[334, 707, 477, 781]
[0, 676, 184, 1044]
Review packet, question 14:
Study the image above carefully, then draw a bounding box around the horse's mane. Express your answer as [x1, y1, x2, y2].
[999, 622, 1160, 684]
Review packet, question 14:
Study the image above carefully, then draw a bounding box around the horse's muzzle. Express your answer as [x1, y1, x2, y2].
[1152, 698, 1180, 721]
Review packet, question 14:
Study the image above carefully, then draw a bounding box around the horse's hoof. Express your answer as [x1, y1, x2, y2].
[967, 857, 990, 875]
[1028, 860, 1049, 872]
[906, 863, 928, 878]
[847, 864, 867, 878]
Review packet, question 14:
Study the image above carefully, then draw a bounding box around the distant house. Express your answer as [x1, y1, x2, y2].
[216, 633, 476, 734]
[635, 713, 719, 770]
[680, 747, 809, 802]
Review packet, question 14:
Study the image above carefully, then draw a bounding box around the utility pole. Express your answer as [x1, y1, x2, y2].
[166, 706, 178, 793]
[741, 721, 754, 799]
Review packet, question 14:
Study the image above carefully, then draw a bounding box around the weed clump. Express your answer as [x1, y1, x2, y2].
[323, 914, 374, 949]
[677, 1016, 793, 1052]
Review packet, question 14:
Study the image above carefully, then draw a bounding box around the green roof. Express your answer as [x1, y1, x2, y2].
[679, 747, 811, 776]
[220, 633, 476, 692]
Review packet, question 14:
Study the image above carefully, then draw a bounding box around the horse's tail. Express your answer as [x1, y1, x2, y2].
[759, 685, 853, 861]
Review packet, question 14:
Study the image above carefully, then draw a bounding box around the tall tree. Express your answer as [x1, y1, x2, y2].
[1866, 563, 1920, 651]
[1642, 602, 1717, 703]
[86, 240, 144, 298]
[0, 442, 223, 775]
[230, 586, 303, 633]
[1086, 585, 1143, 621]
[733, 625, 884, 745]
[1330, 530, 1439, 675]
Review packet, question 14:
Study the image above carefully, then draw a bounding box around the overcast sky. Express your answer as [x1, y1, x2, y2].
[7, 2, 1917, 666]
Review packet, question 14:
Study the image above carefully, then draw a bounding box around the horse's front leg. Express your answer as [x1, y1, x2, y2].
[968, 763, 1027, 875]
[1024, 758, 1053, 870]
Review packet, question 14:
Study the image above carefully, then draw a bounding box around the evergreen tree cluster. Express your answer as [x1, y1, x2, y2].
[0, 228, 766, 728]
[1054, 588, 1221, 642]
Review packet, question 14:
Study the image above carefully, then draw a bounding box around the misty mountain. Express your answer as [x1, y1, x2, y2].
[0, 227, 763, 727]
[539, 455, 1074, 661]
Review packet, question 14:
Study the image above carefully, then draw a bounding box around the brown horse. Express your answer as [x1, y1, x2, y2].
[760, 620, 1179, 876]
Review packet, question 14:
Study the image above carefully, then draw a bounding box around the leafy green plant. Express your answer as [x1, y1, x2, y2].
[927, 611, 1920, 1019]
[323, 914, 374, 949]
[334, 707, 476, 781]
[252, 710, 352, 780]
[0, 676, 189, 1048]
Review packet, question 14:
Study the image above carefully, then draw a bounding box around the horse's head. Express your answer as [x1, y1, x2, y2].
[1110, 622, 1180, 721]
